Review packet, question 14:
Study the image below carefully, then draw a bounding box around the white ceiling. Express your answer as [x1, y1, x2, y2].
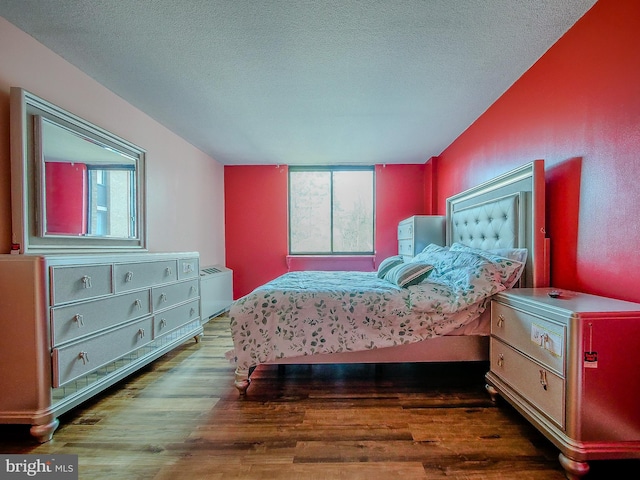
[0, 0, 596, 166]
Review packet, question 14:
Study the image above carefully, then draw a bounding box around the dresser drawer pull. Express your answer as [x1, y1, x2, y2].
[190, 307, 196, 317]
[160, 293, 167, 303]
[497, 314, 505, 327]
[159, 318, 167, 329]
[78, 351, 89, 365]
[539, 369, 548, 390]
[74, 314, 84, 327]
[165, 266, 173, 276]
[190, 285, 197, 295]
[81, 275, 92, 289]
[138, 328, 145, 339]
[497, 353, 504, 367]
[134, 299, 142, 310]
[125, 271, 133, 282]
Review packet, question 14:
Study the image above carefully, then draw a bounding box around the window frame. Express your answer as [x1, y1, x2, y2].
[288, 165, 375, 255]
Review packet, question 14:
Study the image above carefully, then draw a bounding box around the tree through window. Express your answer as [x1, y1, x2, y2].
[289, 166, 374, 254]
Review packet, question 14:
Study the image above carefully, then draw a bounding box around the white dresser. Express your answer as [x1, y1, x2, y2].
[397, 215, 445, 260]
[0, 252, 202, 442]
[486, 288, 640, 479]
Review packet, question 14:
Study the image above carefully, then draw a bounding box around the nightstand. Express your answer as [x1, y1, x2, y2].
[486, 288, 640, 479]
[397, 215, 445, 261]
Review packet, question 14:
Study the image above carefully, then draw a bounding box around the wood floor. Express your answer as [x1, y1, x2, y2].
[0, 315, 637, 479]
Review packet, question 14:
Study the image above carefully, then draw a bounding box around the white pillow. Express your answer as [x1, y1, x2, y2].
[487, 247, 528, 265]
[410, 243, 449, 263]
[449, 243, 525, 288]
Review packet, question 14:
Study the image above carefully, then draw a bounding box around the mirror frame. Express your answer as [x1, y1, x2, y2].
[10, 87, 147, 254]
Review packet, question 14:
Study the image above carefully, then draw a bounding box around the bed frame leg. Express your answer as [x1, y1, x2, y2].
[234, 368, 251, 395]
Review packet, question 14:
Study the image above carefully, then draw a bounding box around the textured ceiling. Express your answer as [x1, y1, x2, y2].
[0, 0, 596, 165]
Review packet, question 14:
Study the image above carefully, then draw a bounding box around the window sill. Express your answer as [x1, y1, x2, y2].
[286, 255, 376, 271]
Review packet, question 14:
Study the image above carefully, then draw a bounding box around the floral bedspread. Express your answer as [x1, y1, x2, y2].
[228, 248, 515, 371]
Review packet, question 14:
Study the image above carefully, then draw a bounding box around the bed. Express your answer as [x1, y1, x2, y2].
[228, 160, 549, 394]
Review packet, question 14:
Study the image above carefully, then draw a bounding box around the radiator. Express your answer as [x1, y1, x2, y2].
[199, 265, 233, 322]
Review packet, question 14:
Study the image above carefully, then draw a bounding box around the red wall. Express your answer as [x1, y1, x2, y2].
[225, 163, 431, 298]
[45, 162, 87, 235]
[435, 0, 640, 303]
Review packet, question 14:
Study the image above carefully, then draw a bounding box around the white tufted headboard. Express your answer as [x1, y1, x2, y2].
[445, 161, 549, 288]
[450, 193, 521, 250]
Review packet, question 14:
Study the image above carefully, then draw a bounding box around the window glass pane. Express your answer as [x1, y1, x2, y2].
[332, 170, 374, 252]
[108, 170, 133, 238]
[289, 171, 331, 253]
[289, 167, 375, 254]
[88, 169, 133, 237]
[95, 210, 108, 235]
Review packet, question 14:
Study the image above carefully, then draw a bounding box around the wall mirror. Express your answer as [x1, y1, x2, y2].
[10, 87, 147, 253]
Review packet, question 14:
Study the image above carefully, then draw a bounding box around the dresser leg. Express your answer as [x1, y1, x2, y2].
[30, 418, 60, 443]
[558, 453, 590, 479]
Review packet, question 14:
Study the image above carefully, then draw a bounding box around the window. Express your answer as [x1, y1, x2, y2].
[87, 166, 136, 237]
[289, 166, 374, 254]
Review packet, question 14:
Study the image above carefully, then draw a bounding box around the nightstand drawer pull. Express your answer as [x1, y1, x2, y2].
[81, 275, 92, 289]
[497, 314, 505, 327]
[78, 351, 89, 365]
[539, 369, 548, 390]
[497, 353, 504, 367]
[74, 314, 84, 327]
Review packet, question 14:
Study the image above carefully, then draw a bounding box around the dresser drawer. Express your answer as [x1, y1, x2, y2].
[154, 299, 200, 339]
[50, 264, 113, 305]
[152, 279, 199, 312]
[178, 258, 199, 280]
[51, 290, 151, 346]
[490, 338, 565, 428]
[492, 301, 565, 375]
[52, 317, 153, 388]
[114, 260, 179, 292]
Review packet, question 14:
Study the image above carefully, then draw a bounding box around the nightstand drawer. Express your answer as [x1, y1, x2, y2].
[397, 223, 414, 240]
[398, 239, 414, 257]
[492, 301, 565, 375]
[490, 338, 565, 428]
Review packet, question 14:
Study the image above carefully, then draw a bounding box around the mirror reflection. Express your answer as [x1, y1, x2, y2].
[38, 117, 138, 238]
